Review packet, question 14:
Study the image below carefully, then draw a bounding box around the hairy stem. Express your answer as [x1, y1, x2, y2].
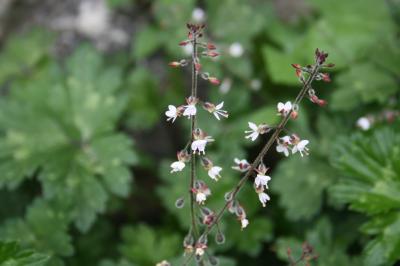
[200, 64, 322, 237]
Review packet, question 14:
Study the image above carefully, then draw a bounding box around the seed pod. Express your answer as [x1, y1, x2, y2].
[215, 231, 225, 245]
[175, 197, 185, 208]
[198, 234, 208, 245]
[224, 191, 233, 201]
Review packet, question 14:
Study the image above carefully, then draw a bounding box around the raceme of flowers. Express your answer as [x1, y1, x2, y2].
[165, 25, 334, 265]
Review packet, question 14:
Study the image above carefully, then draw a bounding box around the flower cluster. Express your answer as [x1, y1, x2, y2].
[165, 24, 228, 264]
[223, 48, 333, 229]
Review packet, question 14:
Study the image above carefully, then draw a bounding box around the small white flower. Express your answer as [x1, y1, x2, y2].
[170, 161, 185, 173]
[165, 105, 178, 122]
[229, 42, 244, 58]
[192, 7, 206, 22]
[232, 158, 251, 172]
[183, 104, 197, 117]
[276, 136, 291, 157]
[258, 192, 270, 207]
[195, 246, 205, 256]
[191, 139, 207, 154]
[277, 101, 292, 116]
[245, 122, 260, 141]
[241, 218, 249, 229]
[356, 117, 371, 131]
[213, 102, 229, 120]
[292, 139, 309, 157]
[255, 174, 271, 189]
[195, 188, 211, 205]
[196, 192, 207, 204]
[208, 166, 222, 181]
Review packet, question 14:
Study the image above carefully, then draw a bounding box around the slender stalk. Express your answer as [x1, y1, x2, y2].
[200, 64, 322, 237]
[189, 35, 199, 238]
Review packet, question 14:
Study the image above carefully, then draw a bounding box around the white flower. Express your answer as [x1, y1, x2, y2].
[255, 174, 271, 189]
[183, 104, 197, 117]
[277, 101, 292, 116]
[191, 139, 207, 154]
[213, 102, 229, 120]
[192, 7, 206, 22]
[195, 189, 211, 205]
[195, 246, 205, 256]
[241, 218, 249, 229]
[276, 136, 291, 157]
[229, 42, 244, 57]
[232, 158, 251, 172]
[165, 105, 178, 122]
[245, 122, 260, 141]
[356, 117, 371, 131]
[208, 166, 222, 181]
[292, 139, 309, 157]
[258, 192, 270, 207]
[170, 161, 185, 173]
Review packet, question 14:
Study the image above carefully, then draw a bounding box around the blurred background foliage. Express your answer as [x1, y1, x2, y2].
[0, 0, 398, 265]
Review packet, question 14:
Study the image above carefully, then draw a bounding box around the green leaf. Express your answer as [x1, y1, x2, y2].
[0, 45, 136, 233]
[119, 224, 180, 265]
[0, 29, 53, 84]
[330, 127, 400, 265]
[132, 27, 162, 60]
[0, 199, 73, 259]
[271, 157, 333, 221]
[0, 241, 49, 266]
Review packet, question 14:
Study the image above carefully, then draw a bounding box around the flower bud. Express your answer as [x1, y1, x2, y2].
[201, 157, 213, 170]
[224, 191, 233, 201]
[168, 61, 181, 67]
[207, 51, 219, 57]
[208, 77, 220, 85]
[177, 150, 190, 162]
[175, 197, 185, 208]
[179, 40, 190, 46]
[207, 43, 216, 50]
[198, 234, 208, 245]
[215, 231, 226, 245]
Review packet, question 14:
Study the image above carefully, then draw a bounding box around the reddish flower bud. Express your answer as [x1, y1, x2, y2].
[208, 77, 220, 85]
[324, 63, 335, 68]
[168, 61, 180, 67]
[317, 99, 328, 106]
[207, 43, 216, 50]
[291, 63, 301, 69]
[207, 51, 219, 57]
[295, 69, 302, 78]
[321, 73, 331, 82]
[179, 40, 190, 46]
[291, 111, 298, 119]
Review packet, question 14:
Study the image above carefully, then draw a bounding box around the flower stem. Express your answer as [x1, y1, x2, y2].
[190, 36, 199, 238]
[200, 63, 322, 237]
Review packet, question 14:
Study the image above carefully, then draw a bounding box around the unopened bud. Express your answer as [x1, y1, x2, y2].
[215, 231, 225, 245]
[201, 157, 213, 169]
[208, 77, 220, 85]
[207, 43, 216, 50]
[198, 234, 208, 245]
[179, 40, 190, 46]
[175, 197, 185, 208]
[168, 61, 181, 67]
[224, 191, 233, 201]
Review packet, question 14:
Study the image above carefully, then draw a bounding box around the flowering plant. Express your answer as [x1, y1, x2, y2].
[163, 23, 334, 265]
